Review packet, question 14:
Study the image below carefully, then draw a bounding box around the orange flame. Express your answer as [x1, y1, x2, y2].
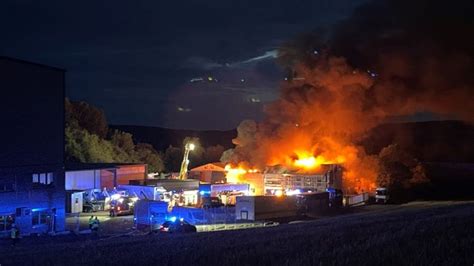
[224, 164, 247, 183]
[224, 164, 259, 183]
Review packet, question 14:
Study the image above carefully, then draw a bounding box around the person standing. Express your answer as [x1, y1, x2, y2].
[11, 224, 19, 246]
[91, 216, 100, 236]
[88, 216, 94, 230]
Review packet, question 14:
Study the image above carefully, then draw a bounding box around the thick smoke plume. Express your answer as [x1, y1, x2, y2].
[225, 0, 474, 193]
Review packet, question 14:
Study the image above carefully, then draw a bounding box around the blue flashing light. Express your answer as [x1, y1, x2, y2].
[169, 216, 177, 222]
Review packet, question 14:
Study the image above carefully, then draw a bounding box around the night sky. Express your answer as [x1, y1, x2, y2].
[0, 0, 365, 130]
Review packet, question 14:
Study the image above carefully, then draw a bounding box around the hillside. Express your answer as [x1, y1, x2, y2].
[110, 125, 237, 151]
[112, 121, 474, 163]
[362, 120, 474, 162]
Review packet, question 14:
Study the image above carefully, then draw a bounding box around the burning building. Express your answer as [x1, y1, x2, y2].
[220, 0, 474, 194]
[221, 163, 342, 196]
[264, 164, 342, 195]
[189, 162, 226, 184]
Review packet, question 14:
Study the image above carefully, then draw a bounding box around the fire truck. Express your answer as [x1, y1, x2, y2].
[375, 187, 390, 204]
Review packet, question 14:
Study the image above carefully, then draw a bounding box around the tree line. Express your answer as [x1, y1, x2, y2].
[65, 99, 225, 173]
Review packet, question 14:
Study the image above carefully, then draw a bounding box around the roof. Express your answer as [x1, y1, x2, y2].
[265, 164, 340, 175]
[0, 56, 66, 72]
[190, 162, 226, 172]
[142, 179, 199, 191]
[65, 162, 146, 171]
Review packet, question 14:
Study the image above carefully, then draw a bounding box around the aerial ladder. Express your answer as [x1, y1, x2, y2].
[178, 142, 195, 180]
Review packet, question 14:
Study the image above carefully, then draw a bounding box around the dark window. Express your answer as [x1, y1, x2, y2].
[0, 215, 15, 231]
[32, 210, 49, 226]
[0, 182, 15, 192]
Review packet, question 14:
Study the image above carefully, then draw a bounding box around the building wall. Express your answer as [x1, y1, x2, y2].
[0, 58, 64, 168]
[0, 57, 65, 237]
[100, 169, 115, 189]
[241, 173, 265, 195]
[263, 165, 343, 194]
[116, 165, 146, 186]
[284, 174, 328, 191]
[263, 173, 286, 193]
[65, 170, 101, 190]
[66, 164, 146, 191]
[189, 170, 225, 183]
[0, 167, 66, 237]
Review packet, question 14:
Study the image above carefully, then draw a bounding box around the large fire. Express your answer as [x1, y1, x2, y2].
[224, 164, 258, 183]
[221, 0, 474, 195]
[224, 164, 262, 195]
[292, 151, 346, 171]
[222, 56, 386, 194]
[224, 164, 247, 183]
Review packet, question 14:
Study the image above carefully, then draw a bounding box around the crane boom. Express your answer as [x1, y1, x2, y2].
[178, 142, 195, 180]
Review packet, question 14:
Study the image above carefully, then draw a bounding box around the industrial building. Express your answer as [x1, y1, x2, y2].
[199, 183, 250, 205]
[238, 172, 265, 195]
[189, 162, 226, 183]
[0, 57, 66, 237]
[264, 164, 343, 195]
[65, 163, 147, 213]
[65, 163, 147, 190]
[127, 179, 200, 207]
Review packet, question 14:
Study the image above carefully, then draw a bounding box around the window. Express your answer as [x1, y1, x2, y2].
[32, 172, 54, 186]
[0, 182, 15, 192]
[0, 215, 15, 231]
[32, 210, 50, 226]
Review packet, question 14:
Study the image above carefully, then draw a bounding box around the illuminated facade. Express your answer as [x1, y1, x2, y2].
[264, 164, 343, 195]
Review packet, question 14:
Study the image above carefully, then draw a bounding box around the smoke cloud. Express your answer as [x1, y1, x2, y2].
[224, 0, 474, 193]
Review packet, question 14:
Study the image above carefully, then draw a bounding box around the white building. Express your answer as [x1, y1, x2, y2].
[264, 164, 343, 195]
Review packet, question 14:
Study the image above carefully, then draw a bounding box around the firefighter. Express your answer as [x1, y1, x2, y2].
[88, 216, 94, 229]
[91, 216, 100, 235]
[11, 224, 19, 246]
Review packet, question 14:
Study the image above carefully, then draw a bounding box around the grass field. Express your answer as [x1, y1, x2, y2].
[1, 201, 473, 266]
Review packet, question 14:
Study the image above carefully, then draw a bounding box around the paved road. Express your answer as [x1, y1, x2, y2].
[66, 211, 134, 234]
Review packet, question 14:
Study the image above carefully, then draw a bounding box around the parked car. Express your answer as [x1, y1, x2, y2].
[83, 201, 101, 213]
[159, 218, 197, 233]
[202, 197, 224, 208]
[109, 196, 135, 217]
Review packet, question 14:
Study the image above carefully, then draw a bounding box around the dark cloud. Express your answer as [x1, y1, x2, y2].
[0, 0, 365, 129]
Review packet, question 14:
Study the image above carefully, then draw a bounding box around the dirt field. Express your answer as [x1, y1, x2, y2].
[0, 201, 473, 266]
